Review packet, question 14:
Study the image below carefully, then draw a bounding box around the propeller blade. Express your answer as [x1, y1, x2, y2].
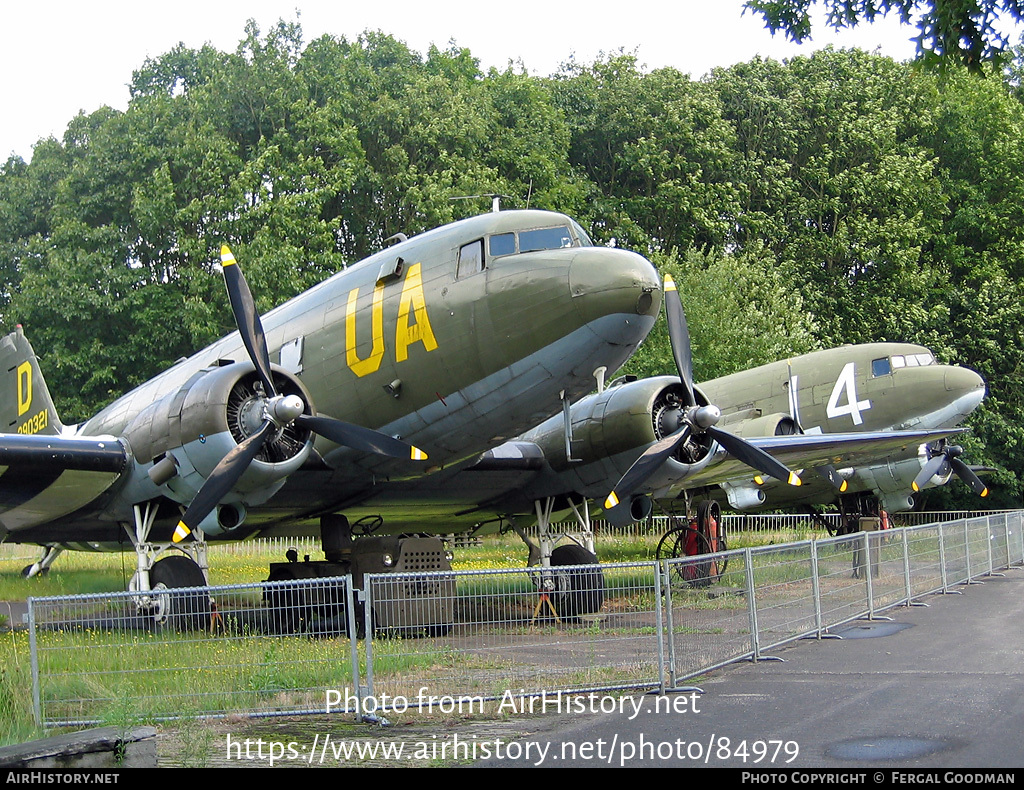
[950, 457, 989, 497]
[664, 274, 695, 407]
[221, 245, 277, 397]
[708, 426, 802, 487]
[911, 454, 949, 493]
[172, 420, 276, 543]
[816, 464, 848, 492]
[295, 414, 427, 461]
[604, 426, 691, 510]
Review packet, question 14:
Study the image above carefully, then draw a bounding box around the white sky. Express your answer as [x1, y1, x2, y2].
[0, 0, 973, 162]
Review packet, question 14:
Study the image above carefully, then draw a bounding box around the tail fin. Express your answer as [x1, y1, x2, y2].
[0, 326, 63, 436]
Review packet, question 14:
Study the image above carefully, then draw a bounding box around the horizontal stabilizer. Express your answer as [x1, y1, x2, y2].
[0, 433, 127, 473]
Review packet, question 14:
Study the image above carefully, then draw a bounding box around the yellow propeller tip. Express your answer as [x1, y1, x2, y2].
[839, 480, 848, 493]
[788, 473, 802, 487]
[663, 274, 677, 292]
[753, 475, 764, 486]
[411, 447, 428, 461]
[912, 482, 920, 493]
[172, 522, 191, 544]
[604, 492, 620, 510]
[220, 246, 236, 266]
[981, 488, 989, 497]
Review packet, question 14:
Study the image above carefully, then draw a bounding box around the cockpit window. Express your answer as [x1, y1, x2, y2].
[487, 224, 582, 260]
[489, 233, 515, 257]
[872, 357, 891, 377]
[519, 226, 574, 252]
[890, 353, 934, 370]
[570, 220, 594, 246]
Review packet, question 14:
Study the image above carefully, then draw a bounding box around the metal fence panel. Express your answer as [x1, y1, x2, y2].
[362, 562, 662, 710]
[745, 542, 818, 652]
[809, 533, 871, 629]
[904, 524, 944, 599]
[29, 576, 358, 726]
[663, 549, 754, 683]
[965, 517, 991, 579]
[865, 530, 910, 614]
[940, 519, 969, 587]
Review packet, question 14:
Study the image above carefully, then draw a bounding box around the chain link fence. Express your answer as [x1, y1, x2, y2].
[26, 512, 1024, 727]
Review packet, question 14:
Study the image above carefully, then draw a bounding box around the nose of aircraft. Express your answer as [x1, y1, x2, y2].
[944, 366, 986, 416]
[568, 248, 662, 339]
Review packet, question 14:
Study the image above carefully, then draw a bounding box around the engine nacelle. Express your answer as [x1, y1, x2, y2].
[720, 412, 800, 439]
[121, 362, 314, 529]
[526, 376, 714, 470]
[851, 445, 950, 506]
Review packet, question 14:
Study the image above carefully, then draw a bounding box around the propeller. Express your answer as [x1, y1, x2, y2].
[172, 246, 427, 544]
[604, 274, 801, 511]
[911, 442, 988, 497]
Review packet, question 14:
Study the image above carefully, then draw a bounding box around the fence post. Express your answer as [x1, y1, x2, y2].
[28, 598, 41, 726]
[362, 580, 375, 703]
[986, 515, 995, 576]
[744, 547, 760, 660]
[654, 561, 666, 694]
[863, 530, 875, 619]
[939, 522, 949, 592]
[810, 539, 824, 638]
[346, 575, 362, 721]
[964, 520, 974, 582]
[901, 527, 912, 605]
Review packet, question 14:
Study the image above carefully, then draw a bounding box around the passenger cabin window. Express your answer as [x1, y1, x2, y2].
[872, 357, 892, 377]
[458, 239, 484, 278]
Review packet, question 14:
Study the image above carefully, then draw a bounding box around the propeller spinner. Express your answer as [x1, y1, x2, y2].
[604, 274, 801, 512]
[172, 246, 427, 543]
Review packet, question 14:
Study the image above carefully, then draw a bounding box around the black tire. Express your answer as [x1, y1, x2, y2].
[150, 555, 211, 631]
[550, 544, 605, 617]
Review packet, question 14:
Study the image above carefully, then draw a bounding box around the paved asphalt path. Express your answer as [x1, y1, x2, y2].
[474, 568, 1024, 769]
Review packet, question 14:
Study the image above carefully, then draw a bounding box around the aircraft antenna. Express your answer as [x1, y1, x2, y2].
[450, 194, 511, 212]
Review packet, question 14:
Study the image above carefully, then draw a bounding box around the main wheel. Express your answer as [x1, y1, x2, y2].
[150, 555, 211, 631]
[550, 544, 605, 617]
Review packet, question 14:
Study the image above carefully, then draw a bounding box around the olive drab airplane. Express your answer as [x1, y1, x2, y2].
[0, 208, 985, 626]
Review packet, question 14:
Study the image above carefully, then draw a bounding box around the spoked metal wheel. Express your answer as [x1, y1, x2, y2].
[656, 502, 727, 588]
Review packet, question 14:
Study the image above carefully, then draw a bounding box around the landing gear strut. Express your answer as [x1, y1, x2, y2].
[512, 495, 606, 617]
[126, 501, 212, 629]
[22, 545, 64, 578]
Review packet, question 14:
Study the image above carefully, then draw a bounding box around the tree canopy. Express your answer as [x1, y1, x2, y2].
[745, 0, 1024, 72]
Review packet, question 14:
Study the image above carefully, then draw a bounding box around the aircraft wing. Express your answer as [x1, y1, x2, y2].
[0, 433, 129, 533]
[671, 427, 964, 490]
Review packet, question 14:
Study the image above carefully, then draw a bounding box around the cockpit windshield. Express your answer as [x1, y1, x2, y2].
[872, 352, 935, 377]
[487, 224, 590, 258]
